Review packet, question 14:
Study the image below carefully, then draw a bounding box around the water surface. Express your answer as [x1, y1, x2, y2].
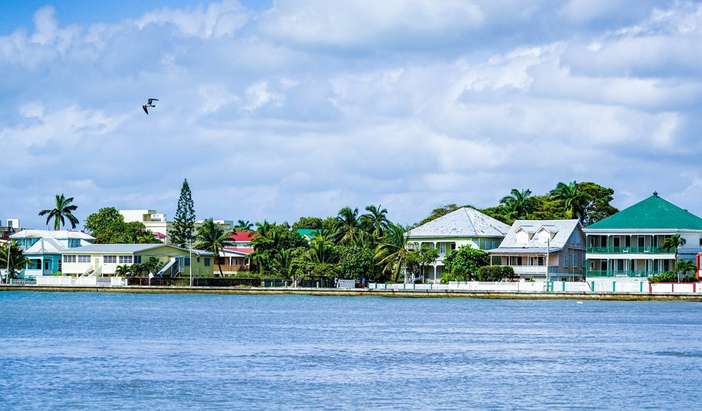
[1, 292, 701, 409]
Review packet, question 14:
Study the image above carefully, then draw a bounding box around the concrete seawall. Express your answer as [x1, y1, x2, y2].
[2, 285, 702, 301]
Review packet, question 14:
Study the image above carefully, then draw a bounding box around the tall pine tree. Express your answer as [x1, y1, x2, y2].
[170, 179, 196, 247]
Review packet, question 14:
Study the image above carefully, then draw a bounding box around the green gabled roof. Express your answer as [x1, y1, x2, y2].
[587, 193, 702, 230]
[296, 228, 319, 239]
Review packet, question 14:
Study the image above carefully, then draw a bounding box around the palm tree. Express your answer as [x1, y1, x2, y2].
[195, 218, 230, 277]
[361, 204, 389, 240]
[375, 223, 410, 282]
[115, 264, 132, 278]
[336, 207, 365, 245]
[551, 181, 585, 220]
[500, 189, 532, 219]
[0, 241, 27, 282]
[235, 220, 254, 231]
[38, 194, 80, 230]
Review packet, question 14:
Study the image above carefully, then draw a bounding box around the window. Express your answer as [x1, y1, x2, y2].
[68, 239, 81, 248]
[63, 255, 76, 263]
[104, 255, 117, 264]
[134, 256, 142, 264]
[118, 256, 133, 264]
[204, 257, 211, 267]
[78, 255, 91, 263]
[184, 257, 191, 266]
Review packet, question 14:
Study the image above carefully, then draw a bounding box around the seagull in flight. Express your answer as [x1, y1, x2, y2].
[142, 98, 159, 115]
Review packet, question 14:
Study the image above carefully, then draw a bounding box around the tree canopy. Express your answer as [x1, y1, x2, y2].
[171, 179, 196, 247]
[85, 208, 159, 244]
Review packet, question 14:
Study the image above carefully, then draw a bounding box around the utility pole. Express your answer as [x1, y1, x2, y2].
[189, 237, 193, 287]
[545, 236, 551, 292]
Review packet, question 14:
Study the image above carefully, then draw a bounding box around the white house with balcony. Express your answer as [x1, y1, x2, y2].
[406, 207, 510, 283]
[489, 220, 585, 281]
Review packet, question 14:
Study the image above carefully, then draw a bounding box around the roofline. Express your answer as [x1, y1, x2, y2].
[406, 235, 505, 240]
[489, 247, 564, 254]
[583, 228, 702, 234]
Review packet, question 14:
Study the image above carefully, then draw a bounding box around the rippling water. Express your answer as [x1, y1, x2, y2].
[1, 292, 701, 410]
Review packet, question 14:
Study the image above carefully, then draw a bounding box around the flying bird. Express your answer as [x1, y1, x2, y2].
[142, 98, 159, 115]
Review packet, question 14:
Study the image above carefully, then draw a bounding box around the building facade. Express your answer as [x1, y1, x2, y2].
[61, 244, 214, 277]
[489, 220, 585, 280]
[11, 230, 95, 277]
[584, 193, 702, 279]
[119, 209, 169, 241]
[406, 207, 510, 283]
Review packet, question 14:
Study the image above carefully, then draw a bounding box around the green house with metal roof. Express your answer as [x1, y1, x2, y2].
[584, 192, 702, 278]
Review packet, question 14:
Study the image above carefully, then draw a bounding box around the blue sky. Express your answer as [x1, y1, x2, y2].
[1, 0, 702, 228]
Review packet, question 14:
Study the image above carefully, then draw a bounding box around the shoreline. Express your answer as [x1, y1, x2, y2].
[2, 284, 702, 301]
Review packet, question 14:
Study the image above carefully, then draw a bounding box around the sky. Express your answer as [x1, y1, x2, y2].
[2, 0, 702, 228]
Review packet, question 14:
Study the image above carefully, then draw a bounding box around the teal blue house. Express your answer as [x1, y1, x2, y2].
[10, 230, 95, 277]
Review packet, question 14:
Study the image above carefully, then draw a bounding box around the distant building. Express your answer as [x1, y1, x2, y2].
[119, 209, 169, 241]
[1, 218, 21, 240]
[218, 231, 254, 274]
[297, 228, 319, 242]
[406, 207, 510, 283]
[585, 193, 702, 279]
[61, 244, 213, 277]
[11, 230, 95, 277]
[195, 219, 234, 233]
[489, 220, 585, 281]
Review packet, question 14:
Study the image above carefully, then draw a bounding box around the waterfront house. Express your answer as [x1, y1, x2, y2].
[406, 207, 510, 283]
[489, 220, 585, 280]
[11, 230, 95, 277]
[218, 230, 254, 274]
[61, 244, 214, 277]
[584, 193, 702, 279]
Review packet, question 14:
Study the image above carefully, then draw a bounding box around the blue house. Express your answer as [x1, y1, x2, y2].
[10, 230, 95, 277]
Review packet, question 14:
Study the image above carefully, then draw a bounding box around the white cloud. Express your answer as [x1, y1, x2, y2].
[1, 0, 702, 226]
[261, 0, 484, 48]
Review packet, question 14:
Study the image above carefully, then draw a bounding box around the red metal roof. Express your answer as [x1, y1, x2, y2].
[229, 231, 255, 242]
[222, 246, 254, 255]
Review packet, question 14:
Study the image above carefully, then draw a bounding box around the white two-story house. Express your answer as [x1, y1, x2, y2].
[406, 207, 510, 283]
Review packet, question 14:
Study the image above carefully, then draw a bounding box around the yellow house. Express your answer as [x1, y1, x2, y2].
[61, 244, 214, 277]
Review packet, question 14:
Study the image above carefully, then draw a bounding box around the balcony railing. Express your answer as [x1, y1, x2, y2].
[586, 246, 675, 254]
[586, 269, 663, 278]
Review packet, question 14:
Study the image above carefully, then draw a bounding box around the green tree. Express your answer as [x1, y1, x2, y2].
[292, 217, 324, 230]
[375, 223, 410, 282]
[115, 264, 132, 277]
[500, 189, 533, 219]
[171, 179, 196, 247]
[234, 220, 254, 231]
[0, 241, 27, 281]
[577, 182, 618, 225]
[360, 204, 389, 241]
[442, 245, 489, 281]
[338, 245, 376, 281]
[551, 181, 587, 220]
[335, 207, 365, 245]
[662, 234, 686, 264]
[251, 222, 308, 275]
[195, 218, 230, 277]
[38, 194, 80, 230]
[85, 208, 159, 244]
[405, 247, 439, 282]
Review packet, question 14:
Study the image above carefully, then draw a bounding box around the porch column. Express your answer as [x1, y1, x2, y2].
[433, 265, 437, 283]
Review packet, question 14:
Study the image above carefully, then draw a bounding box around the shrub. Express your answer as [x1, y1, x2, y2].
[441, 271, 466, 284]
[648, 272, 697, 283]
[476, 265, 516, 281]
[442, 246, 489, 281]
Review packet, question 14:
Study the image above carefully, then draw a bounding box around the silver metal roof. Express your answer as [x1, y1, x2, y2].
[493, 219, 581, 251]
[407, 207, 510, 238]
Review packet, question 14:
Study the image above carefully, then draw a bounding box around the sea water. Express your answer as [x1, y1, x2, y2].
[1, 292, 701, 410]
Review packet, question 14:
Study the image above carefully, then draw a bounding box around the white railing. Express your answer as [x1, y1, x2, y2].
[35, 276, 127, 287]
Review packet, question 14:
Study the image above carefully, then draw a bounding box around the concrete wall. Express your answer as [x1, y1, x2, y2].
[36, 276, 127, 287]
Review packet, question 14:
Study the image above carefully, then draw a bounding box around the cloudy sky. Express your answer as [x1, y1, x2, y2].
[2, 0, 702, 228]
